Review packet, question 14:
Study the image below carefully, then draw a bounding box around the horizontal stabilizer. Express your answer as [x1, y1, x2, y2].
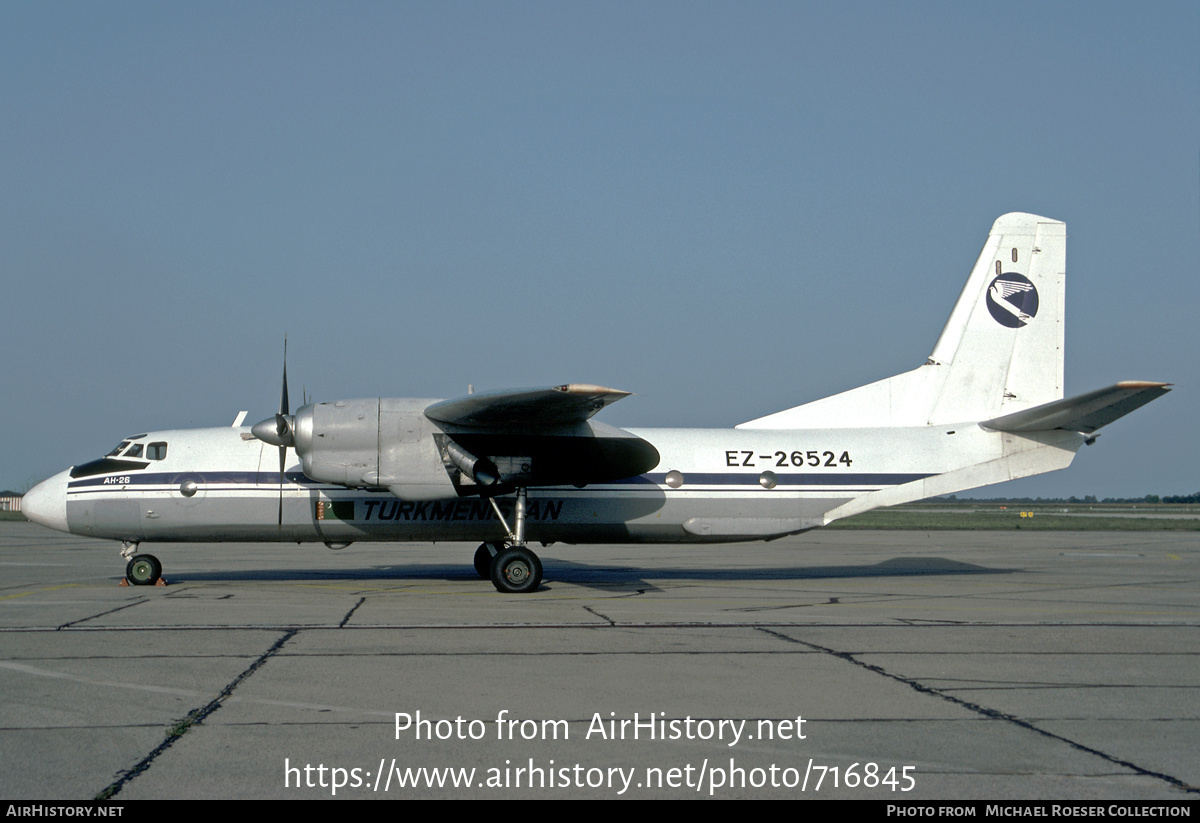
[425, 384, 631, 427]
[981, 381, 1171, 435]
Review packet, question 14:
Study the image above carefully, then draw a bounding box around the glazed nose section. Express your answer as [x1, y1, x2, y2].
[23, 470, 70, 533]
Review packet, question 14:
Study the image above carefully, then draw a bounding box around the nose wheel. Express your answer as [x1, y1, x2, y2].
[125, 554, 162, 586]
[119, 542, 164, 586]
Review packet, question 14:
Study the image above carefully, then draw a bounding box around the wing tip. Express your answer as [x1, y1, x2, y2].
[553, 384, 632, 398]
[1113, 380, 1172, 391]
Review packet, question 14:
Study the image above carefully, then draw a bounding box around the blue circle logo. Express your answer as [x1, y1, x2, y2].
[986, 273, 1038, 328]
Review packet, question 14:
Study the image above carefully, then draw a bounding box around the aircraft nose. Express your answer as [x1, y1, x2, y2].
[22, 470, 70, 533]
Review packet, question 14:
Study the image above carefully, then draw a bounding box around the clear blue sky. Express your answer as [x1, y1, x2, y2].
[3, 1, 1196, 499]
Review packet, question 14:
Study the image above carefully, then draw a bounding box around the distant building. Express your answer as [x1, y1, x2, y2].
[0, 491, 22, 512]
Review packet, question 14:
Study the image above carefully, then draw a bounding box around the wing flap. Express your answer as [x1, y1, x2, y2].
[425, 384, 631, 427]
[981, 381, 1171, 434]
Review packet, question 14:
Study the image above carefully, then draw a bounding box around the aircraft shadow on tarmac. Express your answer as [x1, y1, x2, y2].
[162, 556, 1012, 593]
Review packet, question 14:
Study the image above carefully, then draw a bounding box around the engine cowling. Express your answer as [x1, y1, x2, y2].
[292, 398, 459, 500]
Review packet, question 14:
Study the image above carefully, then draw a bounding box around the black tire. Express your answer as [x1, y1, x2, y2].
[473, 542, 499, 579]
[126, 554, 162, 586]
[490, 546, 543, 594]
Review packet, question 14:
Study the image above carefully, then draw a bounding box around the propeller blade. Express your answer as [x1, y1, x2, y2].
[280, 337, 289, 417]
[278, 337, 288, 527]
[278, 444, 286, 526]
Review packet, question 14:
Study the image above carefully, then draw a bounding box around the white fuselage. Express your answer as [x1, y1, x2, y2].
[26, 422, 1082, 547]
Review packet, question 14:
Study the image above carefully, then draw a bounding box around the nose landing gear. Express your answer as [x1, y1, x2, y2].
[120, 542, 165, 586]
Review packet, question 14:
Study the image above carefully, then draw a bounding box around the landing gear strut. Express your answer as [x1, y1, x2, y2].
[482, 487, 544, 594]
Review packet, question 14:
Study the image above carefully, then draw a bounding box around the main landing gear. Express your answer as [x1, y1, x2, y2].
[476, 488, 544, 594]
[474, 542, 501, 579]
[120, 542, 164, 586]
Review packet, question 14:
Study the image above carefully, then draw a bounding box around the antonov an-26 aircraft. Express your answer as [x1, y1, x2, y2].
[24, 213, 1170, 593]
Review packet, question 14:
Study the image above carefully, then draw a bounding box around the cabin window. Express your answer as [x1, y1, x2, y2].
[107, 441, 131, 457]
[147, 442, 168, 461]
[125, 443, 143, 458]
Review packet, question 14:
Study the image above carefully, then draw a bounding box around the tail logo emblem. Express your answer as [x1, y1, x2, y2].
[986, 272, 1038, 328]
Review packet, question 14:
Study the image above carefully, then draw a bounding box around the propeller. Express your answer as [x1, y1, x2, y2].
[250, 338, 294, 525]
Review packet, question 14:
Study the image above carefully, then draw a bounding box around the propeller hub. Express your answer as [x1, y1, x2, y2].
[251, 415, 294, 448]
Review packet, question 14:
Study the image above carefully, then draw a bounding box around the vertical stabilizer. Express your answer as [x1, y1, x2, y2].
[924, 212, 1064, 423]
[738, 213, 1066, 429]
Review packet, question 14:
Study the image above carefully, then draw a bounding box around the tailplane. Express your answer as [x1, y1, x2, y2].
[982, 381, 1171, 438]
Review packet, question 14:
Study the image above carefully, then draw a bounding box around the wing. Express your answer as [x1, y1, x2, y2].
[981, 381, 1171, 435]
[422, 385, 657, 491]
[424, 384, 631, 427]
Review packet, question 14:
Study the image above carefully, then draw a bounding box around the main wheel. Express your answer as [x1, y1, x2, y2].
[126, 554, 162, 586]
[490, 546, 543, 594]
[473, 542, 499, 579]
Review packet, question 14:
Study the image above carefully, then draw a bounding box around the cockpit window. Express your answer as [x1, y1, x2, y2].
[147, 442, 167, 461]
[103, 435, 152, 459]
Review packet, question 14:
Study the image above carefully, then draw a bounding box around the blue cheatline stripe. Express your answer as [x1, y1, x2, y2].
[616, 472, 932, 486]
[66, 469, 934, 492]
[67, 471, 337, 490]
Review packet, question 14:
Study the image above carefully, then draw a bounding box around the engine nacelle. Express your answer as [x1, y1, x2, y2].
[292, 398, 459, 500]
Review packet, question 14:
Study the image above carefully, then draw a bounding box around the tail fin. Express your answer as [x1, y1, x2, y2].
[738, 212, 1066, 429]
